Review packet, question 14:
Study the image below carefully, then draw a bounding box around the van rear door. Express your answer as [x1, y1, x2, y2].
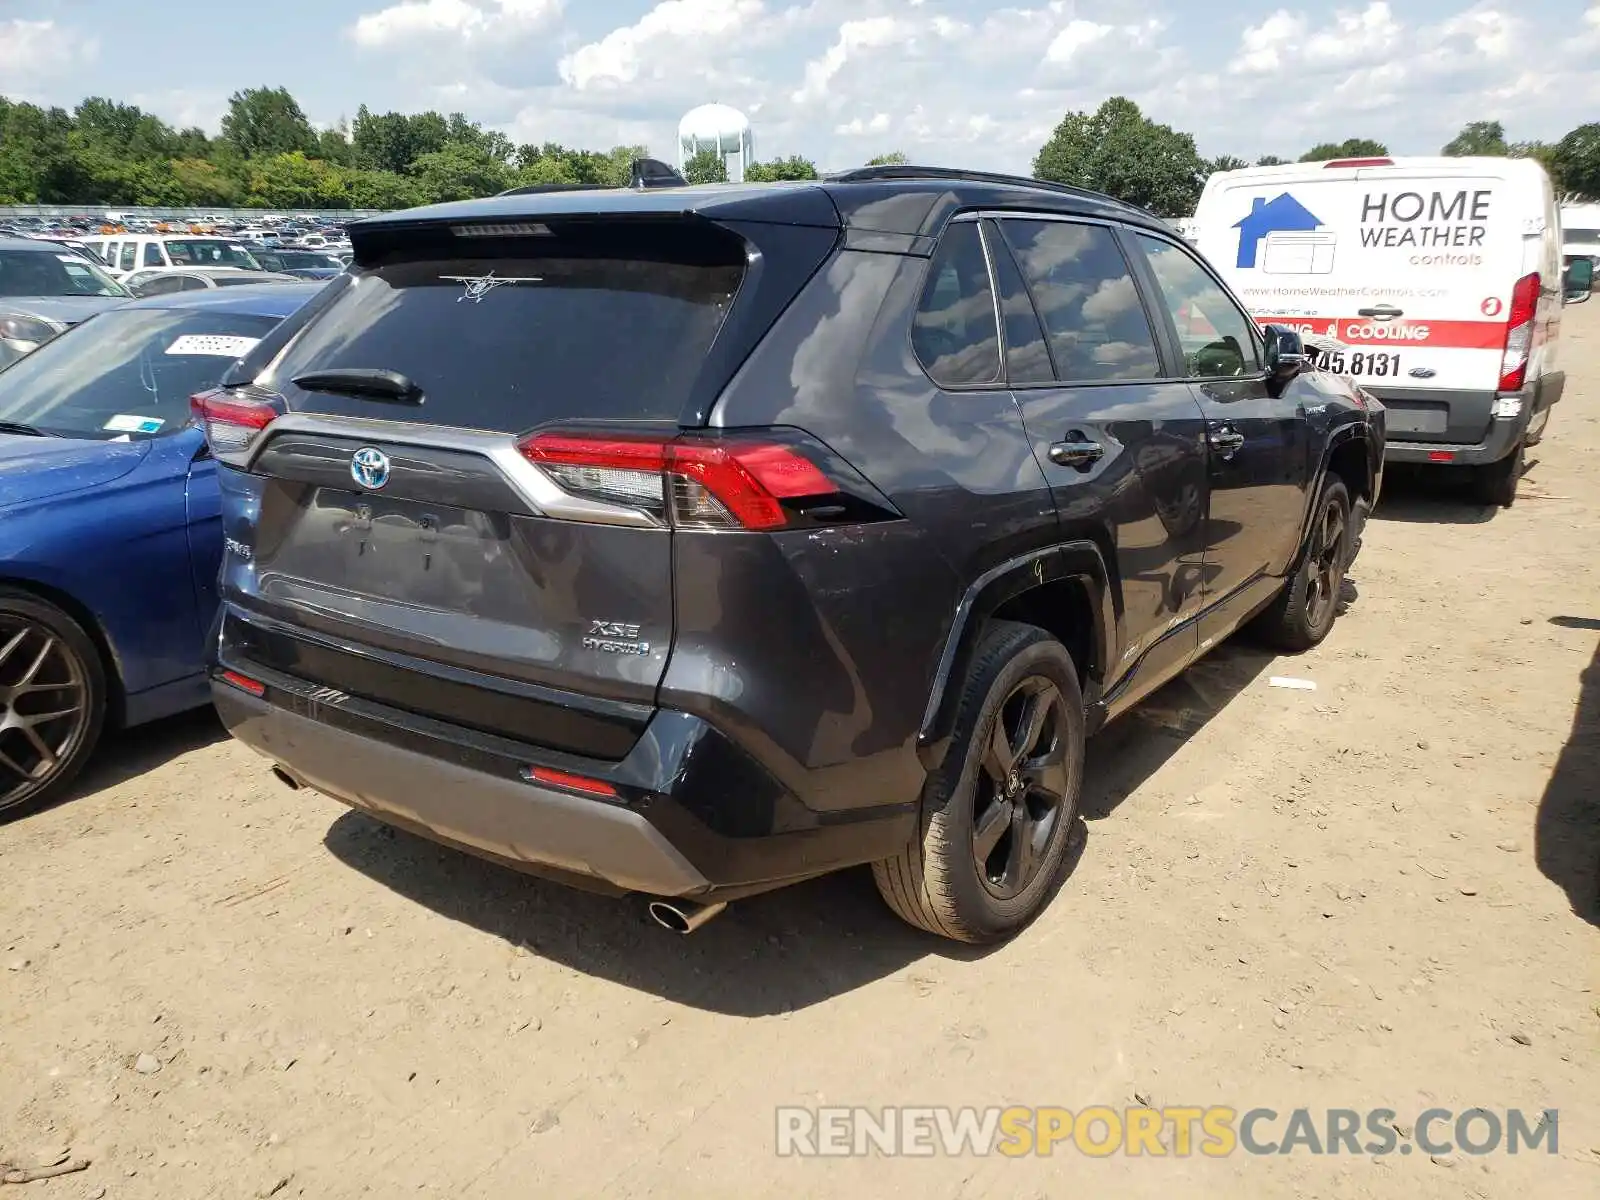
[1198, 165, 1526, 442]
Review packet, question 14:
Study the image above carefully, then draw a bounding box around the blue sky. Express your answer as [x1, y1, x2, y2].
[2, 1, 1595, 171]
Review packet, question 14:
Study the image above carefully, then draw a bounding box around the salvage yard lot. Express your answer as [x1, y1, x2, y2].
[3, 308, 1598, 1199]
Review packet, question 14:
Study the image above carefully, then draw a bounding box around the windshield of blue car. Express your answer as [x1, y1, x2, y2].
[0, 309, 280, 440]
[0, 248, 129, 298]
[164, 240, 260, 269]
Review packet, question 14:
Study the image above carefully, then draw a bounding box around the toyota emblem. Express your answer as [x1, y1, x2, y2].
[351, 446, 390, 490]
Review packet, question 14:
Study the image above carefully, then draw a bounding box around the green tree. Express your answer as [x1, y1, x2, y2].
[1442, 121, 1508, 157]
[247, 151, 348, 208]
[1553, 123, 1600, 199]
[866, 151, 908, 166]
[1206, 155, 1250, 176]
[171, 157, 241, 206]
[317, 121, 356, 167]
[408, 143, 513, 203]
[75, 98, 176, 160]
[1255, 155, 1289, 167]
[1299, 138, 1389, 162]
[1033, 97, 1206, 217]
[346, 168, 419, 209]
[221, 87, 317, 158]
[682, 148, 728, 184]
[745, 155, 819, 182]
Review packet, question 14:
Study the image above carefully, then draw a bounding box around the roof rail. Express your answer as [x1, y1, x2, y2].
[498, 157, 688, 198]
[824, 164, 1118, 204]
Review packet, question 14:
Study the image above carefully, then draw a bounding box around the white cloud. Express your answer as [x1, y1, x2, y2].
[0, 19, 97, 95]
[349, 0, 561, 48]
[559, 0, 766, 91]
[1043, 20, 1111, 64]
[835, 112, 890, 136]
[791, 17, 908, 105]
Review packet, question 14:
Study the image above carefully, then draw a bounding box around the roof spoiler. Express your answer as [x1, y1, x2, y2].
[497, 157, 688, 198]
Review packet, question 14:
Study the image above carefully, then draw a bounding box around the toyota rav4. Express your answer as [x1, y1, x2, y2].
[198, 167, 1385, 943]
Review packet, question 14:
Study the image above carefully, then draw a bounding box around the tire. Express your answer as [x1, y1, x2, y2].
[1524, 406, 1549, 448]
[0, 589, 107, 816]
[1253, 479, 1351, 653]
[1471, 440, 1523, 508]
[873, 620, 1083, 943]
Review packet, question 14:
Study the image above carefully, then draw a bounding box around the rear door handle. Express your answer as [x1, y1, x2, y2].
[1048, 439, 1104, 468]
[1357, 304, 1404, 320]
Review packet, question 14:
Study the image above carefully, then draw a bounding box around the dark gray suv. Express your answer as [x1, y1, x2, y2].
[197, 167, 1385, 942]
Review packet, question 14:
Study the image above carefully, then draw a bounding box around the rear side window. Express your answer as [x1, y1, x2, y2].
[144, 243, 164, 267]
[1135, 234, 1261, 378]
[264, 221, 745, 431]
[912, 222, 1001, 387]
[983, 223, 1053, 384]
[119, 243, 137, 272]
[1000, 219, 1160, 383]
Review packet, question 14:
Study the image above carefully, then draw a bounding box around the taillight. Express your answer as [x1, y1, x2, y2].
[1498, 272, 1541, 393]
[191, 387, 280, 460]
[519, 431, 855, 531]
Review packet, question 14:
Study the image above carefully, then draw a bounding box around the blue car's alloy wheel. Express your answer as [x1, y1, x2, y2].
[0, 593, 105, 814]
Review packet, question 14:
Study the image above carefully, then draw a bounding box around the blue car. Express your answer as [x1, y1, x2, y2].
[0, 283, 318, 813]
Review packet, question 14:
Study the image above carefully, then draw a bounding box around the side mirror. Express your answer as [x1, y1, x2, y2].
[1563, 258, 1594, 304]
[1262, 323, 1307, 382]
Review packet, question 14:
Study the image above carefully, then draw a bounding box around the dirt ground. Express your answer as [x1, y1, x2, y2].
[3, 310, 1598, 1200]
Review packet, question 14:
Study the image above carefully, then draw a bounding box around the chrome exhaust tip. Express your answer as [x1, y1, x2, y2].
[647, 899, 727, 934]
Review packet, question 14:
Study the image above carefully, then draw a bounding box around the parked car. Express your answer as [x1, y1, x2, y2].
[196, 168, 1384, 942]
[1194, 155, 1568, 506]
[0, 236, 132, 368]
[247, 248, 344, 280]
[0, 283, 319, 814]
[123, 267, 302, 297]
[80, 235, 261, 279]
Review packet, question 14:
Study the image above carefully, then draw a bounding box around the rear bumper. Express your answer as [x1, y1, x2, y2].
[1373, 385, 1530, 466]
[212, 658, 917, 901]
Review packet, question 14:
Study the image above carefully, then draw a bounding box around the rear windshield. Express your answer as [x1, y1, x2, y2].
[262, 223, 745, 431]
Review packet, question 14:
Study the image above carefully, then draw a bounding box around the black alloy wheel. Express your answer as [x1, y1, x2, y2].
[1304, 494, 1347, 634]
[972, 675, 1072, 900]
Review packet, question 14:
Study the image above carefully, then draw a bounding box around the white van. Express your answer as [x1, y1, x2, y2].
[1194, 155, 1589, 505]
[80, 234, 261, 280]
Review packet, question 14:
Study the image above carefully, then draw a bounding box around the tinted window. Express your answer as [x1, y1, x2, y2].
[912, 222, 1001, 387]
[166, 240, 258, 269]
[1136, 234, 1260, 378]
[984, 223, 1053, 384]
[131, 274, 187, 297]
[264, 222, 745, 431]
[119, 243, 137, 271]
[1001, 220, 1160, 383]
[0, 309, 281, 440]
[143, 243, 164, 267]
[0, 249, 127, 298]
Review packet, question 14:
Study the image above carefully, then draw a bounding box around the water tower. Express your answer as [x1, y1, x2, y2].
[678, 104, 753, 183]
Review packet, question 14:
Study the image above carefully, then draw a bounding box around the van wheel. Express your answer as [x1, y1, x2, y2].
[1253, 479, 1350, 653]
[872, 620, 1083, 944]
[1472, 441, 1523, 508]
[0, 590, 107, 816]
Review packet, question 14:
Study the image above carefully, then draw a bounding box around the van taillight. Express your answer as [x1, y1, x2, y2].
[190, 387, 280, 460]
[519, 431, 868, 531]
[1498, 272, 1541, 394]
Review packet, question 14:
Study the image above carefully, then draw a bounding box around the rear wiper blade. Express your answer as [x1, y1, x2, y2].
[0, 421, 59, 437]
[290, 368, 423, 405]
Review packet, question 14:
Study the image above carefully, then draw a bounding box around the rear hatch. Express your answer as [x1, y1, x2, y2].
[210, 209, 838, 758]
[1198, 164, 1526, 439]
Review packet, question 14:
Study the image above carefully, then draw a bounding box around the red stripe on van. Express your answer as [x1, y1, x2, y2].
[1254, 317, 1507, 350]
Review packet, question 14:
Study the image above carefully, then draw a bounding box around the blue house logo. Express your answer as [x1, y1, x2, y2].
[1234, 193, 1323, 269]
